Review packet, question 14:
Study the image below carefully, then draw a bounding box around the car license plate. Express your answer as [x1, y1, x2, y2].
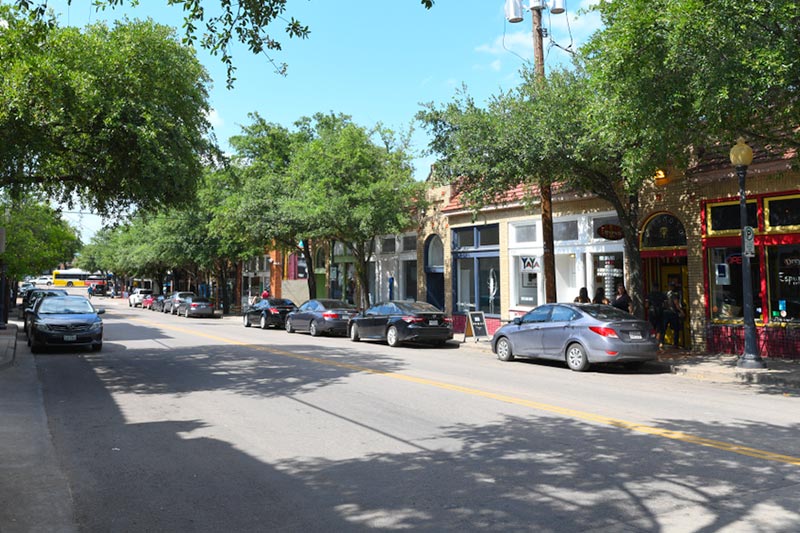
[429, 319, 439, 326]
[63, 335, 77, 342]
[629, 331, 642, 340]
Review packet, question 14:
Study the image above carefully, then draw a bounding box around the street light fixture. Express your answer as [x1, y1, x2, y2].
[729, 137, 766, 369]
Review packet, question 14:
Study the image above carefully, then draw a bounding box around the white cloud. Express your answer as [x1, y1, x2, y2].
[206, 108, 224, 128]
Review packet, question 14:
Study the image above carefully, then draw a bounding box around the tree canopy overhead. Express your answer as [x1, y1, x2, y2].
[13, 0, 435, 87]
[1, 7, 214, 216]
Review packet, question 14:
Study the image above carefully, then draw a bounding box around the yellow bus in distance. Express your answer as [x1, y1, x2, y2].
[52, 268, 91, 287]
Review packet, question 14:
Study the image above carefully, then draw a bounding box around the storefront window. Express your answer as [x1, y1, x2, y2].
[708, 203, 757, 233]
[766, 196, 800, 229]
[767, 245, 800, 323]
[456, 258, 475, 312]
[479, 225, 499, 246]
[514, 223, 537, 243]
[554, 220, 578, 241]
[594, 253, 624, 302]
[478, 257, 500, 314]
[381, 237, 396, 254]
[708, 246, 762, 320]
[453, 228, 474, 249]
[402, 260, 417, 301]
[642, 213, 687, 248]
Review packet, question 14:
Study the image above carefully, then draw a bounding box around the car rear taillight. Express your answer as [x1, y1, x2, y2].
[269, 307, 280, 314]
[191, 303, 198, 308]
[322, 312, 340, 319]
[401, 316, 426, 324]
[589, 326, 619, 338]
[444, 317, 453, 324]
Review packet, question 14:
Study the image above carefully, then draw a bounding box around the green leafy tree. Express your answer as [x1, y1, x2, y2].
[582, 0, 800, 174]
[1, 7, 213, 216]
[12, 0, 435, 87]
[288, 114, 423, 307]
[1, 194, 81, 281]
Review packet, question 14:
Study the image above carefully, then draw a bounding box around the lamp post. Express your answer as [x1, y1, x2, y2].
[729, 137, 766, 369]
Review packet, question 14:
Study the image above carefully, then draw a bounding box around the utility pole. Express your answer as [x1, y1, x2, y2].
[531, 5, 557, 304]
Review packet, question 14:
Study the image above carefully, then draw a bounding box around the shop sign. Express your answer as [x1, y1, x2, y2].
[520, 256, 541, 273]
[597, 224, 623, 240]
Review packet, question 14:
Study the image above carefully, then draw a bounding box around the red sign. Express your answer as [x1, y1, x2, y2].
[597, 224, 623, 240]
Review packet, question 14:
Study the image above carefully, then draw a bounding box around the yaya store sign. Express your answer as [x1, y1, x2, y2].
[597, 224, 624, 240]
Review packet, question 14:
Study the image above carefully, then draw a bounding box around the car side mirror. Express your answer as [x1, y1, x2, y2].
[96, 308, 105, 314]
[513, 317, 522, 325]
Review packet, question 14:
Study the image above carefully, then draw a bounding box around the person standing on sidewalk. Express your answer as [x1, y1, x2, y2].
[665, 282, 685, 348]
[645, 284, 667, 346]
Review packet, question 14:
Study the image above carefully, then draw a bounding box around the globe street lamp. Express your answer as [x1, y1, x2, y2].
[729, 137, 766, 369]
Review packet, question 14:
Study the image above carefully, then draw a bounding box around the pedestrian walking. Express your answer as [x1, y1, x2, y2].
[87, 284, 94, 299]
[645, 284, 667, 346]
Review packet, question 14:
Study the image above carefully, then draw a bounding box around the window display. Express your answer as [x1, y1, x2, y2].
[767, 245, 800, 323]
[708, 246, 762, 320]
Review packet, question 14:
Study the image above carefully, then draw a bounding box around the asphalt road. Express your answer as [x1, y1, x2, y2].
[35, 298, 800, 532]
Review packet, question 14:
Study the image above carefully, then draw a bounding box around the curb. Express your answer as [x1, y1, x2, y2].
[671, 364, 800, 389]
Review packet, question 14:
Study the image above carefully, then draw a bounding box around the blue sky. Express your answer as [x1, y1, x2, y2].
[46, 0, 601, 239]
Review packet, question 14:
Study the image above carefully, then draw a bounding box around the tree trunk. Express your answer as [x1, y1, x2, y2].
[302, 241, 316, 300]
[541, 182, 557, 303]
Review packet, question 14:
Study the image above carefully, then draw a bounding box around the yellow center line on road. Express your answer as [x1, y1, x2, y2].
[133, 317, 800, 467]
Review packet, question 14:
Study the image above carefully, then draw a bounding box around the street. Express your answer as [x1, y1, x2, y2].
[34, 299, 800, 531]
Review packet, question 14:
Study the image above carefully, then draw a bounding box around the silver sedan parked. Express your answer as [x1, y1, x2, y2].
[491, 303, 658, 371]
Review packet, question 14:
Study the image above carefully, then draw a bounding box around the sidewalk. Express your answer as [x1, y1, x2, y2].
[0, 322, 77, 532]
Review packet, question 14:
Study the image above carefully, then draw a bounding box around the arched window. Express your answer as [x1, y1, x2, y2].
[641, 213, 687, 249]
[426, 235, 444, 270]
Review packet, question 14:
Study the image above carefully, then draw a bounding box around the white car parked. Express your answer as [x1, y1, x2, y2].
[31, 275, 52, 286]
[128, 288, 153, 307]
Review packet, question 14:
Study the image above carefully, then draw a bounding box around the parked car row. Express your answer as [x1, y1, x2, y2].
[124, 293, 660, 371]
[136, 291, 216, 318]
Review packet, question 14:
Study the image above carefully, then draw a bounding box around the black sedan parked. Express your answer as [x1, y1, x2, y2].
[242, 298, 297, 329]
[27, 295, 104, 353]
[286, 299, 358, 337]
[348, 301, 453, 347]
[176, 296, 215, 318]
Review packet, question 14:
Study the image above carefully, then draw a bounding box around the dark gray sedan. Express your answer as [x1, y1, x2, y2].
[491, 303, 658, 371]
[176, 296, 215, 318]
[27, 295, 104, 353]
[285, 299, 358, 336]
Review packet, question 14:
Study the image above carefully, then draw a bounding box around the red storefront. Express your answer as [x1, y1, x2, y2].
[703, 191, 800, 358]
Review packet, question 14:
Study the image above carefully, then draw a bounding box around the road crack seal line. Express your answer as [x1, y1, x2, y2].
[132, 317, 800, 467]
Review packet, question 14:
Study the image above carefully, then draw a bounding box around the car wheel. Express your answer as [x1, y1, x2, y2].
[310, 320, 320, 337]
[243, 313, 251, 327]
[286, 318, 295, 333]
[386, 325, 400, 347]
[496, 337, 514, 362]
[129, 301, 132, 307]
[349, 324, 360, 342]
[260, 315, 268, 329]
[91, 343, 102, 352]
[566, 343, 590, 372]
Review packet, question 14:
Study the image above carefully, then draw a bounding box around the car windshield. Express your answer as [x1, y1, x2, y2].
[39, 298, 95, 314]
[317, 299, 356, 309]
[580, 304, 635, 321]
[395, 301, 442, 314]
